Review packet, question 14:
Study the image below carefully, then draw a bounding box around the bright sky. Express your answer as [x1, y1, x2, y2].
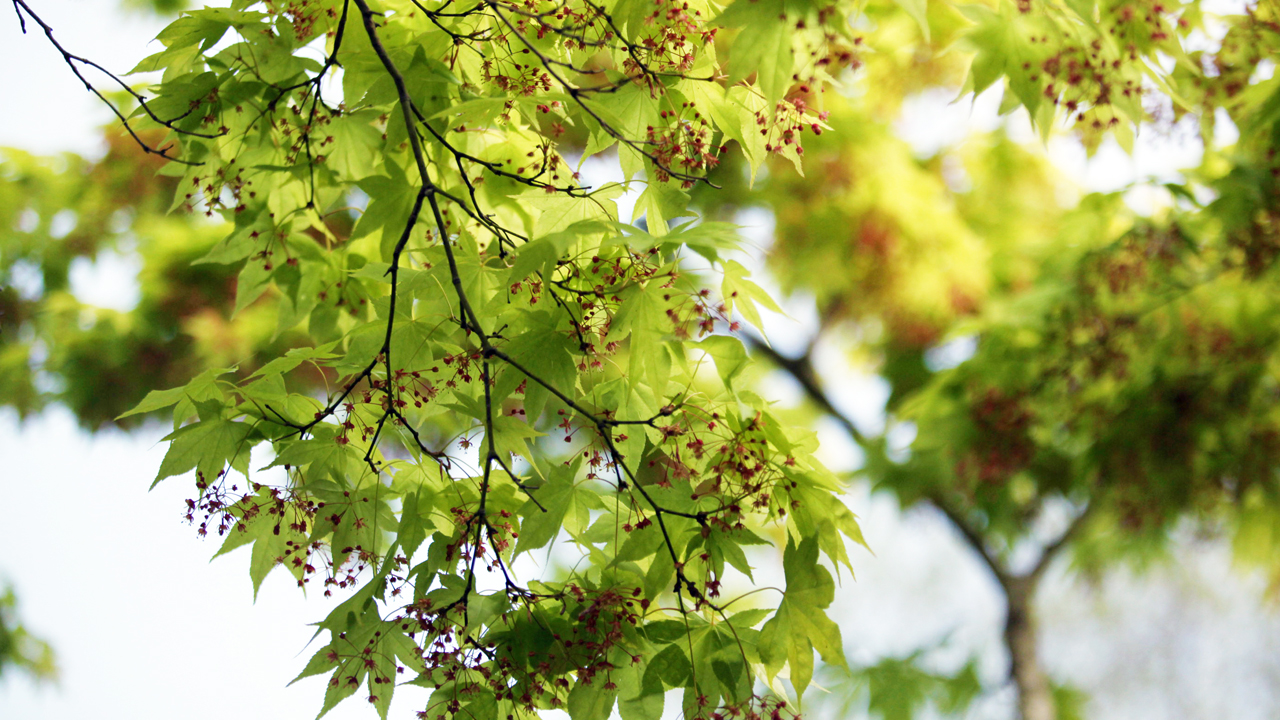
[0, 3, 414, 717]
[3, 2, 1280, 720]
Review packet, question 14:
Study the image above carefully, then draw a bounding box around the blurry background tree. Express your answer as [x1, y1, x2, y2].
[690, 1, 1280, 719]
[0, 584, 56, 683]
[4, 0, 1280, 718]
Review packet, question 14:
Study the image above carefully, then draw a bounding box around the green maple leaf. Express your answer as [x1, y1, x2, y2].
[325, 110, 384, 181]
[523, 185, 626, 235]
[213, 489, 311, 598]
[514, 462, 579, 556]
[757, 536, 846, 695]
[494, 310, 578, 419]
[608, 282, 675, 393]
[568, 679, 619, 720]
[350, 163, 416, 243]
[266, 434, 357, 476]
[634, 178, 689, 236]
[721, 260, 784, 332]
[490, 414, 546, 467]
[719, 0, 795, 107]
[896, 0, 931, 42]
[153, 415, 254, 488]
[695, 335, 749, 392]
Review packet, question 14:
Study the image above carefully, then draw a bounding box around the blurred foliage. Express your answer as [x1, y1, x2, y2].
[119, 0, 189, 16]
[0, 130, 312, 428]
[0, 584, 56, 683]
[814, 652, 981, 720]
[692, 0, 1280, 582]
[699, 0, 1280, 716]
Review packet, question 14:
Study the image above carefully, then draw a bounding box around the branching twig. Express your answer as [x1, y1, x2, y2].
[10, 0, 223, 164]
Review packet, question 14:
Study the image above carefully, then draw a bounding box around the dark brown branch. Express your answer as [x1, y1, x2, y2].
[746, 334, 1015, 586]
[926, 490, 1012, 589]
[1029, 502, 1092, 584]
[11, 0, 221, 165]
[748, 328, 1081, 720]
[745, 336, 866, 445]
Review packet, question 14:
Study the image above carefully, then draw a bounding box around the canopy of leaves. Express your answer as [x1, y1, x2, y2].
[9, 0, 870, 716]
[741, 0, 1280, 580]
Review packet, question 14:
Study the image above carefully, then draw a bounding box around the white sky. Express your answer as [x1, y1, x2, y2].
[3, 2, 1280, 720]
[0, 2, 418, 717]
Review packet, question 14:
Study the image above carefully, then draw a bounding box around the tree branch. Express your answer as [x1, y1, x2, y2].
[744, 336, 866, 446]
[925, 490, 1012, 590]
[747, 333, 1015, 589]
[10, 0, 221, 164]
[1029, 502, 1092, 584]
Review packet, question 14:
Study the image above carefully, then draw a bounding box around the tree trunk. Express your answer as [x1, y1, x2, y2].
[1005, 575, 1055, 720]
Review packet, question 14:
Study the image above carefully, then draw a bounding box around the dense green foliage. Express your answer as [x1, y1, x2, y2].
[10, 0, 871, 717]
[5, 0, 1280, 718]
